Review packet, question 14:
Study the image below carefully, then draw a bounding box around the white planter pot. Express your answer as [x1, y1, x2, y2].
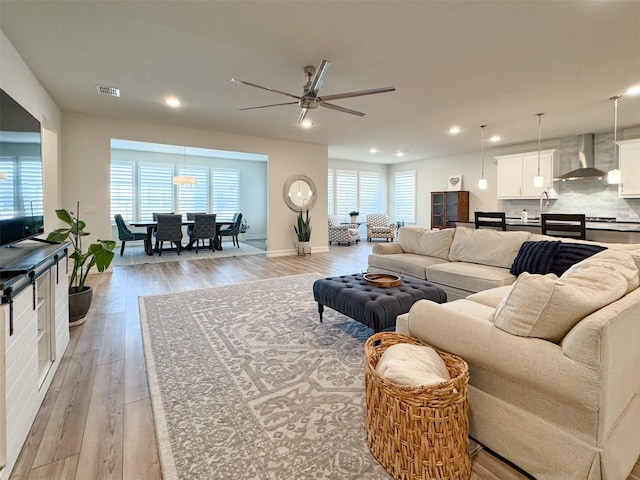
[298, 241, 311, 255]
[350, 215, 359, 223]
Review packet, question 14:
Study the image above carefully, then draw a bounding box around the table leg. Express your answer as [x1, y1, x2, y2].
[213, 224, 223, 250]
[145, 227, 154, 256]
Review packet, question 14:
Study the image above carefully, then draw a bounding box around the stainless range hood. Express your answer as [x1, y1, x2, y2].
[555, 133, 606, 181]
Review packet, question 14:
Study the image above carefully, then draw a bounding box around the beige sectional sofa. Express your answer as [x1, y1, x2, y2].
[369, 226, 640, 480]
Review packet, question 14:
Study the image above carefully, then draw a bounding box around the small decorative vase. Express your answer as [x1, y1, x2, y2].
[69, 286, 93, 327]
[298, 241, 311, 255]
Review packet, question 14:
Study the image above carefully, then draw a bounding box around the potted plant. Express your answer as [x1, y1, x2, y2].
[349, 210, 360, 223]
[294, 209, 311, 255]
[47, 205, 116, 327]
[238, 217, 250, 241]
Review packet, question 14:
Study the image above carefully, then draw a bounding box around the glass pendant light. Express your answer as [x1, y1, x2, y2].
[607, 95, 622, 185]
[173, 146, 197, 185]
[478, 125, 487, 190]
[533, 113, 544, 188]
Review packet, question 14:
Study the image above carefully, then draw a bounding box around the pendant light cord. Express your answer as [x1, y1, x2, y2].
[536, 113, 544, 176]
[480, 125, 486, 178]
[611, 96, 621, 168]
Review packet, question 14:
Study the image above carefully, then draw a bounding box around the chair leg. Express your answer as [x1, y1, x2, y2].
[176, 241, 181, 255]
[158, 241, 163, 256]
[235, 234, 239, 247]
[120, 241, 126, 256]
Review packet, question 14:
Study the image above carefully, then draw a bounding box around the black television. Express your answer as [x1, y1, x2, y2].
[0, 88, 45, 247]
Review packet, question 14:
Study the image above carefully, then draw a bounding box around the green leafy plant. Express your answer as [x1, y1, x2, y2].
[47, 207, 116, 292]
[294, 209, 311, 242]
[239, 218, 250, 233]
[349, 210, 359, 217]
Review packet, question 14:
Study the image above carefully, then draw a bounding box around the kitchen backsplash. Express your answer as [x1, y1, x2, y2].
[501, 131, 640, 222]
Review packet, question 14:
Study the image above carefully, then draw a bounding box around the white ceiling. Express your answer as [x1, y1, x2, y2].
[1, 1, 639, 165]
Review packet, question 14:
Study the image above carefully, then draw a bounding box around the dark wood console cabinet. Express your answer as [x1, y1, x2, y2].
[431, 191, 469, 229]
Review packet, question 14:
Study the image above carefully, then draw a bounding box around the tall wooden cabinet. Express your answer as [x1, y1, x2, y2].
[431, 191, 469, 229]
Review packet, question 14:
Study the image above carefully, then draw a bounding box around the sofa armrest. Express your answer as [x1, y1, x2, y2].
[372, 243, 403, 254]
[405, 299, 599, 408]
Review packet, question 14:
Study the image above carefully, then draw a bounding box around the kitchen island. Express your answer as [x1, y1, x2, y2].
[456, 218, 640, 243]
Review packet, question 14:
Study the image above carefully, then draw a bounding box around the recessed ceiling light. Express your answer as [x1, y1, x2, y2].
[300, 119, 313, 128]
[369, 147, 378, 154]
[626, 85, 640, 96]
[449, 126, 461, 135]
[165, 97, 181, 108]
[490, 135, 501, 143]
[396, 149, 410, 157]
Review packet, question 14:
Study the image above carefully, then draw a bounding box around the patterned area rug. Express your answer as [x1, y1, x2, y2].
[139, 274, 479, 479]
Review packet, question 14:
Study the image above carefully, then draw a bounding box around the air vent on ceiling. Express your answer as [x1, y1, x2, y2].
[96, 85, 120, 97]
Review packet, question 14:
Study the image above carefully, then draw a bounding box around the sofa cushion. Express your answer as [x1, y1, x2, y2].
[509, 240, 561, 276]
[368, 253, 448, 280]
[398, 227, 454, 260]
[548, 243, 607, 276]
[466, 285, 514, 308]
[493, 250, 639, 343]
[426, 262, 516, 293]
[449, 227, 530, 268]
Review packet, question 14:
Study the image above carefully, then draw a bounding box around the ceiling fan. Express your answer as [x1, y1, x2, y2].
[230, 60, 395, 124]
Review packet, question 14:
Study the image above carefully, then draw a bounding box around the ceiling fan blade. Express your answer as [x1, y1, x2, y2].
[230, 78, 301, 101]
[319, 86, 396, 102]
[239, 101, 298, 111]
[308, 60, 331, 96]
[319, 102, 366, 117]
[297, 108, 309, 124]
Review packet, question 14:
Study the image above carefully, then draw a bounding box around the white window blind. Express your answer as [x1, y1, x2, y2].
[327, 168, 334, 214]
[110, 161, 134, 222]
[0, 156, 15, 219]
[335, 169, 357, 218]
[139, 163, 174, 221]
[177, 165, 209, 214]
[394, 170, 416, 224]
[358, 171, 380, 218]
[0, 156, 43, 219]
[212, 168, 239, 221]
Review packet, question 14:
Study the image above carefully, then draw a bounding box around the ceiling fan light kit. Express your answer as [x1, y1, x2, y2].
[231, 59, 395, 125]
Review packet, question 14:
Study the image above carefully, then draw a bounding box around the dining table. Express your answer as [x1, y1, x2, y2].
[130, 220, 235, 256]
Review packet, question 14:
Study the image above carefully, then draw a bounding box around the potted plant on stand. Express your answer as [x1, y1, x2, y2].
[294, 209, 311, 255]
[349, 210, 360, 223]
[47, 205, 116, 327]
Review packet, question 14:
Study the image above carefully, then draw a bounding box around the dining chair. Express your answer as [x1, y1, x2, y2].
[114, 214, 147, 256]
[189, 214, 217, 253]
[186, 212, 206, 236]
[474, 211, 507, 231]
[218, 213, 243, 248]
[541, 213, 586, 240]
[154, 214, 183, 255]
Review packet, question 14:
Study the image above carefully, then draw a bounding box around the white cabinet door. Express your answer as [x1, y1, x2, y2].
[496, 155, 523, 198]
[619, 139, 640, 198]
[522, 151, 554, 197]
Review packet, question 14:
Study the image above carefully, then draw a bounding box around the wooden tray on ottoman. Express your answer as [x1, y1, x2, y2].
[362, 273, 401, 287]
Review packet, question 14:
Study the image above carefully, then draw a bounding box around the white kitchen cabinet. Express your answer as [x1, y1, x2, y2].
[496, 149, 556, 199]
[618, 138, 640, 198]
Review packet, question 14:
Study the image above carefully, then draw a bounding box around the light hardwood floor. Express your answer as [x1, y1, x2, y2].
[10, 242, 640, 480]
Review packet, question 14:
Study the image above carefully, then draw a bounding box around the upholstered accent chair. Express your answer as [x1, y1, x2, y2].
[189, 214, 217, 253]
[328, 214, 360, 246]
[153, 214, 183, 255]
[114, 214, 147, 256]
[366, 213, 395, 242]
[219, 213, 243, 248]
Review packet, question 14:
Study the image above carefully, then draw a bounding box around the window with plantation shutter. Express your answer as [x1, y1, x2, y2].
[394, 170, 416, 224]
[110, 161, 134, 222]
[212, 168, 239, 221]
[18, 157, 43, 216]
[358, 171, 380, 218]
[327, 168, 334, 214]
[0, 156, 15, 219]
[335, 169, 357, 218]
[139, 162, 173, 221]
[177, 165, 209, 214]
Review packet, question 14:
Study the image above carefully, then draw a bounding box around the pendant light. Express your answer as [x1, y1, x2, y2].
[478, 125, 488, 190]
[173, 146, 196, 185]
[533, 113, 545, 188]
[607, 95, 622, 185]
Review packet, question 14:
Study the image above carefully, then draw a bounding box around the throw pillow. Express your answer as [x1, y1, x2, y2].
[493, 250, 639, 343]
[548, 243, 607, 277]
[510, 240, 562, 276]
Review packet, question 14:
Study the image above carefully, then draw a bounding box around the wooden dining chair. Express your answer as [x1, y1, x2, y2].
[189, 214, 217, 253]
[541, 213, 586, 240]
[474, 212, 507, 231]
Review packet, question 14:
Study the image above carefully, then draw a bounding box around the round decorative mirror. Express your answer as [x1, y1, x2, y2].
[283, 174, 317, 212]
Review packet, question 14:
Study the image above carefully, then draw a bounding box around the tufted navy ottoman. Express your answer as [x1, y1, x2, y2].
[312, 274, 447, 332]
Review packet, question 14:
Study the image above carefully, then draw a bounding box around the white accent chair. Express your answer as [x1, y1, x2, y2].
[328, 214, 360, 246]
[366, 213, 396, 242]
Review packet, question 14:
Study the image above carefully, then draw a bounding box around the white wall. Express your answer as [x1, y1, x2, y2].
[61, 112, 328, 255]
[0, 31, 62, 232]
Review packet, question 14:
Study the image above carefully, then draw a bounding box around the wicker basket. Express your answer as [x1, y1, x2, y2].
[364, 332, 471, 480]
